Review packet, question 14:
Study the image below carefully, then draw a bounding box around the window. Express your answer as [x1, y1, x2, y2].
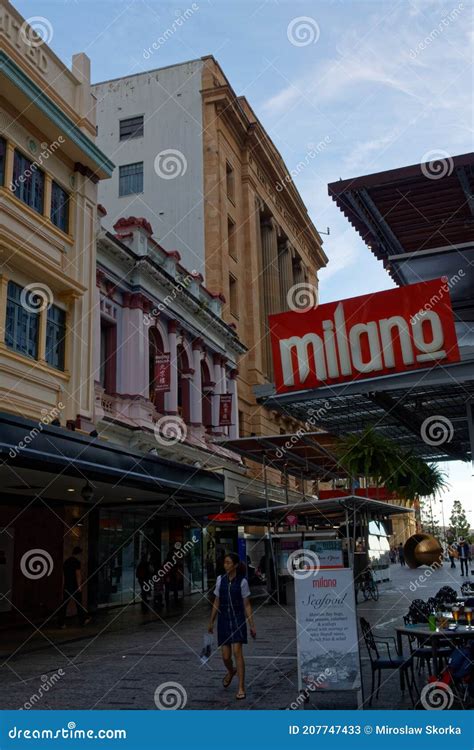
[0, 138, 5, 186]
[100, 321, 116, 393]
[119, 162, 143, 196]
[227, 217, 237, 260]
[119, 116, 144, 140]
[5, 281, 39, 359]
[229, 274, 238, 318]
[51, 181, 69, 233]
[45, 305, 66, 370]
[226, 161, 235, 202]
[12, 149, 44, 213]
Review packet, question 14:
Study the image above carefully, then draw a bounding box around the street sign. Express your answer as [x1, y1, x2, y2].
[295, 568, 361, 692]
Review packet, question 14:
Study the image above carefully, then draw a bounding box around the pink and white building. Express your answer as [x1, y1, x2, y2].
[94, 213, 245, 461]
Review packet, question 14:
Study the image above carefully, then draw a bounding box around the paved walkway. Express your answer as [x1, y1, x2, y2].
[0, 563, 469, 710]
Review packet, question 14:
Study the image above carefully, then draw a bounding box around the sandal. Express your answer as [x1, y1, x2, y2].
[236, 690, 246, 700]
[222, 668, 236, 688]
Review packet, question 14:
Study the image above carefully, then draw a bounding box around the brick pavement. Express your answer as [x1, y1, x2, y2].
[0, 562, 469, 710]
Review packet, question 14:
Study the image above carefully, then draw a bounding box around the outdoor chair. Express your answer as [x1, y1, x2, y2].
[360, 617, 417, 706]
[402, 615, 452, 674]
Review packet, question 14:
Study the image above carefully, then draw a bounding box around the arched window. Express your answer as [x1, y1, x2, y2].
[149, 328, 165, 413]
[177, 343, 191, 423]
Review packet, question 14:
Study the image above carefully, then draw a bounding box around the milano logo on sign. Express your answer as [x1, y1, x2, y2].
[270, 280, 460, 394]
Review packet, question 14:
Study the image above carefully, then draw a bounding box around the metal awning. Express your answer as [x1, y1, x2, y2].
[327, 152, 474, 321]
[211, 432, 347, 480]
[239, 495, 412, 526]
[257, 357, 474, 462]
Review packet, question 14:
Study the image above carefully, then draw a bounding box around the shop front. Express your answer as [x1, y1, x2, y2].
[0, 412, 225, 621]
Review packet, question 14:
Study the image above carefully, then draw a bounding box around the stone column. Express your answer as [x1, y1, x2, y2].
[278, 238, 293, 312]
[165, 320, 178, 414]
[92, 272, 103, 381]
[261, 218, 280, 376]
[212, 354, 226, 433]
[190, 339, 203, 426]
[119, 293, 148, 397]
[228, 369, 239, 439]
[293, 253, 306, 286]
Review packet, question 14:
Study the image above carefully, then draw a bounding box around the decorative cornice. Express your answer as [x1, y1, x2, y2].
[114, 216, 153, 235]
[0, 51, 114, 178]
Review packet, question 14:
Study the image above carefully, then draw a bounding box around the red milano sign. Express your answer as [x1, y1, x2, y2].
[270, 279, 460, 394]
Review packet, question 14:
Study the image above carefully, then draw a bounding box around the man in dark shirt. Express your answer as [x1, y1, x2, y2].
[57, 547, 90, 628]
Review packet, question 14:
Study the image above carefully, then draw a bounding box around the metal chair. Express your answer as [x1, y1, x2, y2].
[360, 617, 417, 706]
[402, 615, 452, 673]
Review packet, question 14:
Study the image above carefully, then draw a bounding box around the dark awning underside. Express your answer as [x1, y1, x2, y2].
[212, 431, 346, 480]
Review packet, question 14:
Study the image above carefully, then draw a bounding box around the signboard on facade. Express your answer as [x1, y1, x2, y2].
[219, 394, 233, 425]
[270, 279, 460, 394]
[303, 539, 343, 568]
[154, 354, 171, 392]
[295, 568, 361, 692]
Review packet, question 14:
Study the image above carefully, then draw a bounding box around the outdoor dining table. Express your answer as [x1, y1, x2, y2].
[395, 625, 474, 689]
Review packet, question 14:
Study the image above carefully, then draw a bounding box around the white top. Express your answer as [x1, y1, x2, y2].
[214, 575, 251, 599]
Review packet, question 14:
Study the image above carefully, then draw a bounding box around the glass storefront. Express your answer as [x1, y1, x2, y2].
[97, 509, 162, 607]
[367, 520, 391, 582]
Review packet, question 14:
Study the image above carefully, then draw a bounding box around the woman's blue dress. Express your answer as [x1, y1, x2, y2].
[217, 574, 248, 646]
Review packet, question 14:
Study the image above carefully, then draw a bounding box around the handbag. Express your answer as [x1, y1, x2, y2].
[200, 633, 213, 664]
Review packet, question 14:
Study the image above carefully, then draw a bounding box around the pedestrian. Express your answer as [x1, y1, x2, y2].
[57, 546, 90, 628]
[136, 554, 153, 612]
[208, 552, 256, 701]
[164, 547, 180, 606]
[457, 538, 470, 577]
[447, 543, 457, 569]
[398, 543, 405, 566]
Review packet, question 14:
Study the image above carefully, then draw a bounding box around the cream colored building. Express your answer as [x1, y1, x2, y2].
[0, 0, 113, 427]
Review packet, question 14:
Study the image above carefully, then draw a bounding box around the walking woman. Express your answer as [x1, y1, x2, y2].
[208, 552, 256, 700]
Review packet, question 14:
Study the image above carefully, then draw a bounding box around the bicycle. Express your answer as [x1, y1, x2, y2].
[358, 568, 379, 602]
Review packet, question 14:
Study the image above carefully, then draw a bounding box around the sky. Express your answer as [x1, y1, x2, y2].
[12, 0, 473, 526]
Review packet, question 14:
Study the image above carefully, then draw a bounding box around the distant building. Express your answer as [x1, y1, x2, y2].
[93, 56, 328, 499]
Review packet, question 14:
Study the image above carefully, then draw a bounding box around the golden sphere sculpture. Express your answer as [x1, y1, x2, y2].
[404, 533, 443, 569]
